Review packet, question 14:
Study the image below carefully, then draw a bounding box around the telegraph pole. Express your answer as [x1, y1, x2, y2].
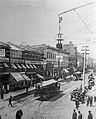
[81, 46, 89, 92]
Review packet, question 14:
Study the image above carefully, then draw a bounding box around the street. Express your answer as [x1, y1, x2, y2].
[1, 72, 96, 119]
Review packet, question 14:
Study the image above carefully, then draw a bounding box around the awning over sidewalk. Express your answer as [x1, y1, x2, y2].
[36, 74, 43, 79]
[3, 63, 9, 68]
[33, 64, 37, 69]
[21, 74, 30, 81]
[25, 64, 30, 68]
[21, 64, 26, 69]
[16, 64, 22, 69]
[10, 73, 25, 82]
[11, 64, 17, 69]
[29, 64, 34, 68]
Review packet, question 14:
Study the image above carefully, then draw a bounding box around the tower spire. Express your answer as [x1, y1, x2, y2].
[56, 16, 63, 50]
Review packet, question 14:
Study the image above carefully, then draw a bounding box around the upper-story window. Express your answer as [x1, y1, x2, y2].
[47, 52, 49, 59]
[0, 49, 5, 57]
[10, 50, 22, 58]
[51, 53, 52, 59]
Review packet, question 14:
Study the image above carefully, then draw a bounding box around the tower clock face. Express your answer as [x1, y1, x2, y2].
[56, 43, 62, 49]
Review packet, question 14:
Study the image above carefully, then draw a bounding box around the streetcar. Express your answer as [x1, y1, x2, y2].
[34, 79, 60, 100]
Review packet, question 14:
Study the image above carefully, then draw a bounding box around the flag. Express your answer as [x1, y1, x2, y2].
[59, 16, 63, 23]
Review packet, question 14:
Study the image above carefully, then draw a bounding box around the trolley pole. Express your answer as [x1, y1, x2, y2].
[82, 46, 86, 92]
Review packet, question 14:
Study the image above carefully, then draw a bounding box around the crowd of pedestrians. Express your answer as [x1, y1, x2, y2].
[72, 109, 93, 119]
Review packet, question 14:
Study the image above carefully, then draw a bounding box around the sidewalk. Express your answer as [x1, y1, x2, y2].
[0, 86, 35, 102]
[0, 79, 67, 102]
[77, 100, 96, 119]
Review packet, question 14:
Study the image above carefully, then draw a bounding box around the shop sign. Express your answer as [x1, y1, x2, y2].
[0, 49, 5, 57]
[25, 60, 43, 64]
[10, 59, 24, 63]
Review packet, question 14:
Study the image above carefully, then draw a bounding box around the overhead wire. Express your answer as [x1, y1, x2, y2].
[63, 18, 96, 40]
[58, 1, 96, 48]
[74, 9, 96, 40]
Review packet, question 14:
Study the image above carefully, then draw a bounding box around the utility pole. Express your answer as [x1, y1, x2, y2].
[81, 46, 89, 92]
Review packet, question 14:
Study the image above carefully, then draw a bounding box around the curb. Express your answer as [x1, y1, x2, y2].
[0, 89, 35, 102]
[0, 81, 67, 102]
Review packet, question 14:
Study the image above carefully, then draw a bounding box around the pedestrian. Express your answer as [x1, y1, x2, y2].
[90, 96, 93, 106]
[72, 109, 77, 119]
[87, 96, 90, 106]
[78, 111, 82, 119]
[75, 100, 79, 110]
[0, 114, 2, 119]
[16, 109, 23, 119]
[87, 111, 93, 119]
[8, 95, 13, 107]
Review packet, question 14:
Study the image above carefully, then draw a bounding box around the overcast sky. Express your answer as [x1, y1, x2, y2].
[0, 0, 96, 58]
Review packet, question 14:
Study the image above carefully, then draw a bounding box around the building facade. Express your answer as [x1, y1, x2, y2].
[31, 44, 69, 78]
[62, 41, 78, 68]
[0, 42, 44, 96]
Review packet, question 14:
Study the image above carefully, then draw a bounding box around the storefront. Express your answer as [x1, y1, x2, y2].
[0, 58, 10, 94]
[9, 72, 26, 91]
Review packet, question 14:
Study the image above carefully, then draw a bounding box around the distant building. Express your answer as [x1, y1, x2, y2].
[62, 41, 78, 68]
[86, 56, 94, 69]
[0, 41, 10, 97]
[0, 41, 45, 94]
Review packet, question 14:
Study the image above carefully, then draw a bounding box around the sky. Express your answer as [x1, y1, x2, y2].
[0, 0, 96, 58]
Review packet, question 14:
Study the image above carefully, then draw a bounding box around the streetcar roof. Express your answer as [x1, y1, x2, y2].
[41, 79, 57, 87]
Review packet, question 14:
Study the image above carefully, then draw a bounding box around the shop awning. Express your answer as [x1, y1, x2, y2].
[21, 74, 30, 81]
[33, 64, 37, 69]
[16, 64, 22, 69]
[25, 64, 30, 68]
[3, 63, 9, 68]
[37, 74, 43, 79]
[21, 64, 26, 69]
[10, 73, 25, 82]
[11, 64, 17, 69]
[29, 64, 33, 68]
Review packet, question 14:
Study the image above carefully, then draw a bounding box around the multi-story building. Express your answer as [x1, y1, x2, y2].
[0, 41, 44, 96]
[0, 41, 10, 98]
[62, 41, 78, 68]
[31, 44, 69, 77]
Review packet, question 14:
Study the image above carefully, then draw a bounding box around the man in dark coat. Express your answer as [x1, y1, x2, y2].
[78, 111, 82, 119]
[0, 114, 2, 119]
[72, 109, 77, 119]
[87, 111, 93, 119]
[8, 95, 13, 107]
[16, 109, 23, 119]
[75, 100, 79, 110]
